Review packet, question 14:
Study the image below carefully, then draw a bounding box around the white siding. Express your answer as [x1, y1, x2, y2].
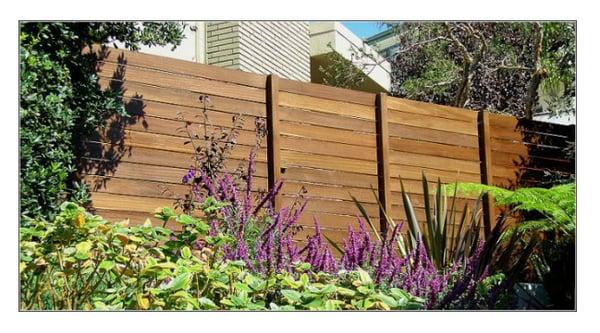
[205, 21, 311, 82]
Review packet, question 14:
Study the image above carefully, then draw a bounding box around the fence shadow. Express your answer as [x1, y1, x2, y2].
[75, 47, 147, 200]
[504, 119, 575, 190]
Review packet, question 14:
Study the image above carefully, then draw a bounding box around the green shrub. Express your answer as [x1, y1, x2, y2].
[20, 202, 424, 310]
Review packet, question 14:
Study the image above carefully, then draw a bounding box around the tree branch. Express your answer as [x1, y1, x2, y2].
[524, 22, 547, 119]
[396, 36, 448, 55]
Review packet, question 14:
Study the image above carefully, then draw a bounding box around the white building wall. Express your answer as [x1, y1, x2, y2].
[112, 21, 312, 82]
[237, 21, 311, 82]
[112, 22, 206, 63]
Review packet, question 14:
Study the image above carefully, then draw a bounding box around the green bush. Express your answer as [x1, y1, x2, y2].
[19, 22, 185, 220]
[20, 202, 424, 310]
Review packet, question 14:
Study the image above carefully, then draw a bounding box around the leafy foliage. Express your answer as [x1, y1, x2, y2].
[444, 182, 575, 237]
[443, 181, 575, 309]
[19, 22, 185, 221]
[20, 202, 424, 310]
[387, 22, 575, 118]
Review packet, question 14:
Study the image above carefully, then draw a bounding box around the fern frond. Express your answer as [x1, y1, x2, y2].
[444, 182, 575, 236]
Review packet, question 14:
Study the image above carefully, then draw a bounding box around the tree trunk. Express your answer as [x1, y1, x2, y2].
[524, 23, 545, 120]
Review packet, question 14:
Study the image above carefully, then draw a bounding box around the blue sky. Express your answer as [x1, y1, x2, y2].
[342, 21, 388, 39]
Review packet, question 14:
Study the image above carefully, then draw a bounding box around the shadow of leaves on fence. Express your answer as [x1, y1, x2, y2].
[507, 119, 575, 190]
[75, 48, 147, 199]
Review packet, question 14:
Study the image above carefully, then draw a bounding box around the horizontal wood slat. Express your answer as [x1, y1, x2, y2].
[387, 96, 478, 122]
[98, 61, 266, 103]
[98, 78, 267, 118]
[388, 109, 478, 135]
[279, 91, 376, 120]
[279, 77, 376, 106]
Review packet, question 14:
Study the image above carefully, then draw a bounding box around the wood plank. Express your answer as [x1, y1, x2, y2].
[492, 165, 522, 179]
[280, 121, 376, 147]
[281, 177, 473, 203]
[389, 137, 480, 162]
[84, 175, 190, 199]
[295, 213, 380, 233]
[122, 98, 263, 132]
[90, 128, 265, 154]
[376, 93, 392, 235]
[492, 151, 531, 168]
[490, 122, 572, 144]
[490, 138, 529, 155]
[389, 192, 476, 212]
[280, 136, 377, 162]
[280, 182, 379, 204]
[279, 77, 376, 106]
[488, 113, 519, 129]
[91, 192, 176, 213]
[279, 106, 376, 133]
[90, 45, 267, 88]
[388, 123, 480, 148]
[390, 164, 481, 183]
[81, 142, 266, 171]
[388, 150, 481, 174]
[281, 150, 378, 176]
[112, 114, 265, 148]
[282, 166, 379, 189]
[388, 109, 478, 135]
[388, 204, 472, 224]
[97, 62, 266, 103]
[387, 96, 478, 122]
[492, 176, 517, 189]
[490, 124, 524, 141]
[478, 111, 495, 236]
[98, 78, 266, 118]
[281, 196, 380, 218]
[279, 91, 376, 121]
[80, 157, 268, 185]
[266, 74, 282, 209]
[293, 228, 353, 246]
[86, 174, 267, 200]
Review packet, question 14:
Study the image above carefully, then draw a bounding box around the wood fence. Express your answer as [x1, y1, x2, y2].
[77, 46, 575, 246]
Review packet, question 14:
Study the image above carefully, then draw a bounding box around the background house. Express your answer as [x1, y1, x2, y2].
[117, 21, 391, 93]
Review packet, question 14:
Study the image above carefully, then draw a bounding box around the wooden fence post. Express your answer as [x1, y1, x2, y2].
[375, 93, 392, 238]
[266, 74, 282, 210]
[478, 110, 495, 237]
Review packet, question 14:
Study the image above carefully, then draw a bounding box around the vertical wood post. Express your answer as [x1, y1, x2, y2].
[375, 93, 392, 238]
[266, 74, 282, 210]
[478, 110, 495, 237]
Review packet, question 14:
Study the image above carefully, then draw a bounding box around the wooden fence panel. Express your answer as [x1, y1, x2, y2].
[386, 96, 482, 238]
[277, 78, 380, 238]
[79, 47, 269, 223]
[78, 47, 575, 248]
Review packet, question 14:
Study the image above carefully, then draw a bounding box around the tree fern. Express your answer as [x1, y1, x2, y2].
[443, 182, 575, 237]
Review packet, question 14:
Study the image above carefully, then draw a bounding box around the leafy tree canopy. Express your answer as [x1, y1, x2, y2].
[388, 22, 575, 118]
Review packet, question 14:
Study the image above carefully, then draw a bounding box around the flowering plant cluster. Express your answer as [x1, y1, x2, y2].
[176, 147, 517, 309]
[19, 202, 425, 310]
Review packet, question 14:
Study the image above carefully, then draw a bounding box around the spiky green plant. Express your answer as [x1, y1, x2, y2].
[348, 172, 539, 292]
